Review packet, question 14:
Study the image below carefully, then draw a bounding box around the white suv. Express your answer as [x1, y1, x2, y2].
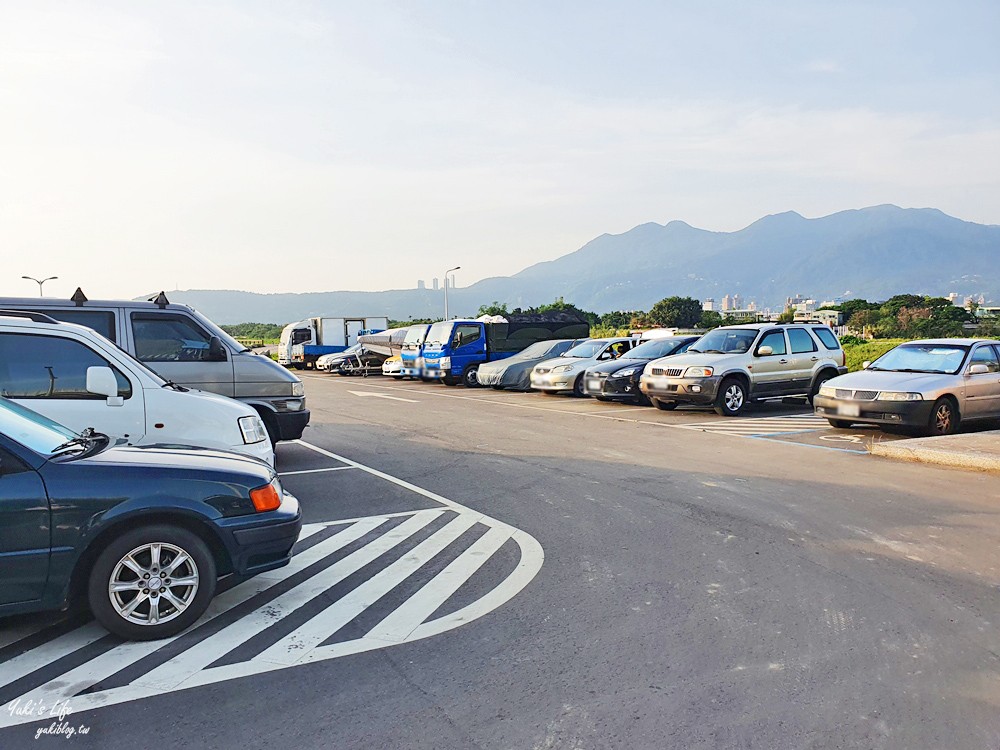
[0, 311, 273, 465]
[639, 324, 847, 416]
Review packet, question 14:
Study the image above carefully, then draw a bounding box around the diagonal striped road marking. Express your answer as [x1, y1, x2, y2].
[675, 414, 829, 437]
[0, 447, 543, 729]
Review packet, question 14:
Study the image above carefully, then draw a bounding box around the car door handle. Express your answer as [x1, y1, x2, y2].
[810, 357, 819, 361]
[779, 359, 788, 364]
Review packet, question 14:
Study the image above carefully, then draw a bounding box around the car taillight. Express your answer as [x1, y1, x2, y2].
[250, 479, 282, 512]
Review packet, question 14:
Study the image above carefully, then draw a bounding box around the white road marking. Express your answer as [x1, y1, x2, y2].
[0, 446, 544, 728]
[676, 415, 829, 437]
[348, 390, 419, 403]
[279, 466, 356, 476]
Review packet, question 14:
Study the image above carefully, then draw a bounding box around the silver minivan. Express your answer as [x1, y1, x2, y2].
[0, 290, 307, 444]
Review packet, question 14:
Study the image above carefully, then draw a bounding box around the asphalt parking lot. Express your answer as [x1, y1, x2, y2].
[3, 373, 1000, 749]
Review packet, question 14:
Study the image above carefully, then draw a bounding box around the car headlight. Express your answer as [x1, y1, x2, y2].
[613, 367, 637, 378]
[818, 385, 837, 398]
[238, 415, 269, 444]
[552, 364, 573, 373]
[878, 391, 923, 402]
[439, 356, 451, 369]
[683, 366, 714, 377]
[291, 381, 304, 397]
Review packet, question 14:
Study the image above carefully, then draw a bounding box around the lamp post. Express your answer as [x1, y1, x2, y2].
[22, 275, 58, 296]
[443, 266, 460, 319]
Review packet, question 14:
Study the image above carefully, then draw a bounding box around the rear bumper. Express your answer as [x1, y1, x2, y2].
[813, 396, 934, 427]
[639, 375, 721, 405]
[218, 492, 303, 576]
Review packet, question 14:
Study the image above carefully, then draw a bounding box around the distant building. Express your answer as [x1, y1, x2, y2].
[432, 278, 439, 291]
[721, 294, 733, 311]
[703, 298, 715, 311]
[732, 294, 743, 310]
[786, 293, 817, 314]
[417, 280, 426, 290]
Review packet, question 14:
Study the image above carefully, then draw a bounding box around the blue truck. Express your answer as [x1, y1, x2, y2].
[400, 324, 432, 379]
[421, 314, 591, 387]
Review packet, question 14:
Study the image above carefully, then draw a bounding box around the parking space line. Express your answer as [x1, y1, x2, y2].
[279, 466, 357, 477]
[748, 435, 868, 454]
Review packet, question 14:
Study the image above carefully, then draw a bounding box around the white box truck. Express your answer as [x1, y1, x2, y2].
[279, 316, 389, 369]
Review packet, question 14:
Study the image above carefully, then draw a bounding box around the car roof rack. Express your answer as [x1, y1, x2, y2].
[0, 309, 60, 324]
[71, 287, 88, 306]
[148, 291, 170, 308]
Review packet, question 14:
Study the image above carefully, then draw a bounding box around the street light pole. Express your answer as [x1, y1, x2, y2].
[22, 275, 58, 296]
[443, 266, 460, 319]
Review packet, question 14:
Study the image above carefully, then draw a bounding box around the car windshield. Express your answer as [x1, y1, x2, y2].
[425, 322, 453, 346]
[403, 327, 427, 345]
[870, 343, 970, 374]
[688, 328, 756, 354]
[563, 341, 605, 358]
[0, 397, 80, 455]
[628, 339, 688, 360]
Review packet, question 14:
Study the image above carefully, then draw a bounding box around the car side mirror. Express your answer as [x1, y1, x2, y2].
[87, 366, 124, 407]
[862, 360, 872, 369]
[968, 363, 990, 375]
[208, 336, 228, 362]
[756, 345, 773, 357]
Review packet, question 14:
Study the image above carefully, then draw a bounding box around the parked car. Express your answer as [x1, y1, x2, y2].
[814, 338, 1000, 436]
[530, 338, 637, 396]
[316, 343, 363, 371]
[333, 348, 388, 376]
[477, 339, 588, 391]
[0, 291, 307, 445]
[0, 397, 301, 640]
[382, 355, 403, 378]
[0, 312, 274, 465]
[583, 336, 700, 404]
[639, 324, 847, 415]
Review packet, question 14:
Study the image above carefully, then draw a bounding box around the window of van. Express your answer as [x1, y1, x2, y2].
[131, 313, 215, 362]
[787, 328, 817, 354]
[811, 327, 841, 350]
[27, 309, 116, 342]
[0, 333, 131, 399]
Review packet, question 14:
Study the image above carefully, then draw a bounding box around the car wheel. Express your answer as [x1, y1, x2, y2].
[827, 419, 853, 429]
[442, 375, 458, 386]
[654, 400, 678, 411]
[809, 371, 836, 405]
[462, 366, 481, 388]
[926, 397, 960, 437]
[572, 375, 586, 397]
[88, 525, 217, 641]
[714, 378, 748, 416]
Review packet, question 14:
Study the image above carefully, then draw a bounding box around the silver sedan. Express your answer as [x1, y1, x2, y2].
[530, 338, 636, 396]
[813, 338, 1000, 436]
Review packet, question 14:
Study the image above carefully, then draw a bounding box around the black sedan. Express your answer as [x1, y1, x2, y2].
[0, 397, 301, 640]
[582, 336, 700, 404]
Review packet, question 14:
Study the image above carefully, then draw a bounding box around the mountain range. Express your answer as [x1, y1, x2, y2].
[151, 205, 999, 324]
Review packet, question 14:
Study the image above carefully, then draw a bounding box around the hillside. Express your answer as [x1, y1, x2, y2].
[154, 205, 999, 323]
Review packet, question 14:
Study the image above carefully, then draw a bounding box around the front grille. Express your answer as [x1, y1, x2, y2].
[651, 368, 663, 376]
[836, 388, 878, 401]
[652, 367, 684, 377]
[666, 384, 679, 391]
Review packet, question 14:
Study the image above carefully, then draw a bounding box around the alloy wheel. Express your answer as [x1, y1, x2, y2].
[108, 542, 200, 626]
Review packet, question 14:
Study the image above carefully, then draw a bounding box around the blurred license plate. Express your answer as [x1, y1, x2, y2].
[588, 379, 601, 391]
[837, 403, 860, 417]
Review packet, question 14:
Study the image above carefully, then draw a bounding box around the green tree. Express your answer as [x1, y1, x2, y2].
[477, 301, 509, 317]
[527, 297, 600, 326]
[777, 307, 796, 323]
[600, 310, 640, 328]
[699, 310, 723, 329]
[647, 296, 703, 328]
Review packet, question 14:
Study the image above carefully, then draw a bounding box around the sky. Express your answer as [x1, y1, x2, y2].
[1, 0, 998, 300]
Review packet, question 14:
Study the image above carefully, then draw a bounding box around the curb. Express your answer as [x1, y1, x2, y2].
[870, 438, 1000, 474]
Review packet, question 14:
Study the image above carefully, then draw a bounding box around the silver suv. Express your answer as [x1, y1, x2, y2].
[638, 324, 847, 416]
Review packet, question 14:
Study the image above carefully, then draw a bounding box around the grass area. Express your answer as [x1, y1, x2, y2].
[842, 338, 908, 371]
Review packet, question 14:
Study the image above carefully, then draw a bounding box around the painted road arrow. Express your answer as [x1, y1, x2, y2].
[348, 391, 419, 403]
